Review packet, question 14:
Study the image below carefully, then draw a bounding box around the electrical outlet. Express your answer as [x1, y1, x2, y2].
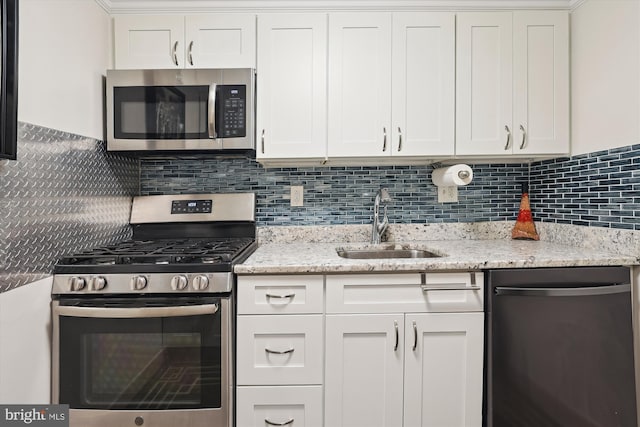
[290, 186, 304, 207]
[438, 186, 458, 203]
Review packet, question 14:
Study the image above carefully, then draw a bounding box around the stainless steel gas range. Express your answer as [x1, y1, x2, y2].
[51, 193, 257, 427]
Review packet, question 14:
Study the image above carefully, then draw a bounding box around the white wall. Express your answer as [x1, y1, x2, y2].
[18, 0, 110, 140]
[571, 0, 640, 155]
[0, 277, 52, 404]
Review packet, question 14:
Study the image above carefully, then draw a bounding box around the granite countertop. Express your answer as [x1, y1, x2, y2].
[234, 239, 639, 275]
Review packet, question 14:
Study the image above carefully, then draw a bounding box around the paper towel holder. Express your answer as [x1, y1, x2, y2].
[431, 164, 474, 203]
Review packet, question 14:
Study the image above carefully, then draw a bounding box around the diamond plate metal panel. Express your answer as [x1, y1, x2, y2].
[0, 122, 139, 293]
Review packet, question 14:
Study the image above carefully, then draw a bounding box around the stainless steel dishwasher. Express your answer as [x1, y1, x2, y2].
[486, 266, 637, 427]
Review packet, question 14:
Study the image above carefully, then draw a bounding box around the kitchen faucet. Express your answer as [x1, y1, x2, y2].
[371, 188, 392, 244]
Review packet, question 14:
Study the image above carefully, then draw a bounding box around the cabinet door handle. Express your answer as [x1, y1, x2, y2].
[382, 127, 387, 152]
[188, 41, 194, 66]
[412, 320, 418, 352]
[504, 125, 511, 150]
[393, 320, 399, 351]
[397, 127, 403, 152]
[172, 41, 179, 66]
[261, 129, 265, 153]
[265, 419, 294, 426]
[519, 124, 527, 149]
[265, 347, 295, 355]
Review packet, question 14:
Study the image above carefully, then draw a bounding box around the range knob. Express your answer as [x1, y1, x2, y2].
[68, 276, 86, 292]
[130, 275, 148, 291]
[170, 275, 189, 291]
[90, 276, 107, 291]
[192, 275, 209, 291]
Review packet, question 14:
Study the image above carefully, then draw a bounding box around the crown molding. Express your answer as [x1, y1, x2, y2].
[569, 0, 587, 10]
[98, 0, 575, 14]
[94, 0, 112, 12]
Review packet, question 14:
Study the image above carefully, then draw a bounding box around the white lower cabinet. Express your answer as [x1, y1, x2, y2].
[325, 273, 484, 427]
[324, 312, 483, 427]
[237, 275, 324, 427]
[236, 386, 323, 427]
[403, 313, 484, 427]
[324, 314, 404, 427]
[237, 273, 484, 427]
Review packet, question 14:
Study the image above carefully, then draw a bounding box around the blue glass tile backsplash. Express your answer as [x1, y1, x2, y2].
[140, 144, 640, 230]
[140, 158, 528, 226]
[529, 145, 640, 230]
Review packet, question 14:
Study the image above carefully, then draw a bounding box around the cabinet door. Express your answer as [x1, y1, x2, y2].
[185, 14, 256, 68]
[513, 11, 569, 156]
[256, 14, 327, 160]
[113, 15, 184, 69]
[328, 13, 392, 158]
[404, 313, 484, 427]
[391, 12, 455, 157]
[325, 314, 404, 427]
[456, 12, 513, 156]
[237, 386, 323, 427]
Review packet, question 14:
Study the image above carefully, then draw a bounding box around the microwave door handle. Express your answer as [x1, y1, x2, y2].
[208, 83, 217, 139]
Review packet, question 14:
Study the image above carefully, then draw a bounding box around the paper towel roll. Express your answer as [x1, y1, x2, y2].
[431, 164, 473, 187]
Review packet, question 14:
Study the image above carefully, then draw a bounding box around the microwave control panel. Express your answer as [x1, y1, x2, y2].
[217, 85, 246, 138]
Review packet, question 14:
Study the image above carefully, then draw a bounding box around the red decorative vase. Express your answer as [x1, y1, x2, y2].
[511, 183, 539, 241]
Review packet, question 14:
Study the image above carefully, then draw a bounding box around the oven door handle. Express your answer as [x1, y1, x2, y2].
[54, 303, 219, 318]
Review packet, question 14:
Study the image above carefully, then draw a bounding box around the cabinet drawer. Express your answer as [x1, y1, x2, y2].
[237, 385, 323, 427]
[237, 315, 323, 385]
[326, 272, 484, 313]
[237, 275, 324, 314]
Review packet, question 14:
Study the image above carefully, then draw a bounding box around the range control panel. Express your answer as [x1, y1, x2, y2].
[217, 85, 246, 138]
[171, 199, 213, 215]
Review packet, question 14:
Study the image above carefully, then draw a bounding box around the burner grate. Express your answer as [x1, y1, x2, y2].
[58, 238, 255, 267]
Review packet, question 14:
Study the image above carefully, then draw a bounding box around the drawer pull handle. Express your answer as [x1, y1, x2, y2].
[265, 347, 295, 355]
[412, 321, 418, 352]
[265, 419, 294, 426]
[420, 285, 481, 292]
[266, 293, 296, 300]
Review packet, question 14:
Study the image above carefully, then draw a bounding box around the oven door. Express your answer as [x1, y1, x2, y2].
[52, 297, 232, 427]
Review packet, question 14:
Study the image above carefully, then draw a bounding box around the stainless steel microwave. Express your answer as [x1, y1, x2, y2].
[106, 68, 255, 153]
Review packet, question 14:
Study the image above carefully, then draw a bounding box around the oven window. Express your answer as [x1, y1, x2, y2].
[113, 85, 209, 140]
[58, 312, 222, 410]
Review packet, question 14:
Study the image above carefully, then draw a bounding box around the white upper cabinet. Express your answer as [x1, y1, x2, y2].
[184, 14, 256, 68]
[114, 15, 184, 69]
[513, 11, 569, 156]
[113, 14, 256, 69]
[456, 11, 569, 157]
[328, 12, 455, 160]
[328, 13, 393, 158]
[256, 14, 327, 160]
[456, 12, 513, 156]
[391, 13, 455, 157]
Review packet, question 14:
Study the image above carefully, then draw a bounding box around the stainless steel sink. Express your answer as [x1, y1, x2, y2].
[336, 247, 442, 259]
